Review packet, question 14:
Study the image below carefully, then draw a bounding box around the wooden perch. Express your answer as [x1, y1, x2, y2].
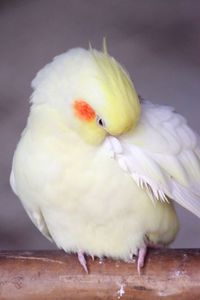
[0, 249, 200, 299]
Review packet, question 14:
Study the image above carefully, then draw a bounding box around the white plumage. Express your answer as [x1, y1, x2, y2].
[10, 47, 200, 272]
[112, 100, 200, 218]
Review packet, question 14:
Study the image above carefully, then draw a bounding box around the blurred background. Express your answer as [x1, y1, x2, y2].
[0, 0, 200, 251]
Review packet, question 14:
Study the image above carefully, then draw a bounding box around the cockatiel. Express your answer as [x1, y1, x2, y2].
[10, 44, 200, 273]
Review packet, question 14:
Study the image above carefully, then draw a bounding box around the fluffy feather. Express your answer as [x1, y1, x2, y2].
[89, 46, 141, 134]
[106, 100, 200, 218]
[10, 102, 178, 260]
[11, 46, 199, 268]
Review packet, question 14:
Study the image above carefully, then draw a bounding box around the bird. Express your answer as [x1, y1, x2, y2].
[10, 42, 200, 274]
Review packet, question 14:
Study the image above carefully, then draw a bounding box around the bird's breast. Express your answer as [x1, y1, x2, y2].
[13, 125, 178, 258]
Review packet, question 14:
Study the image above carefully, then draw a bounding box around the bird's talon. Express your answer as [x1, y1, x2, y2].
[137, 245, 147, 275]
[90, 254, 95, 261]
[78, 251, 88, 273]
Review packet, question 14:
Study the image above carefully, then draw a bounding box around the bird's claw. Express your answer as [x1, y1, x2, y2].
[78, 251, 88, 273]
[137, 245, 147, 275]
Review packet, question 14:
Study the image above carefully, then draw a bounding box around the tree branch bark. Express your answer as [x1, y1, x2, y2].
[0, 249, 200, 299]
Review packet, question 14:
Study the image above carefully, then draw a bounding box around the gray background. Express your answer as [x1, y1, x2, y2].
[0, 0, 200, 251]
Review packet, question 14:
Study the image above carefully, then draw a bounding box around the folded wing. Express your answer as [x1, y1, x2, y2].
[10, 170, 53, 241]
[104, 100, 200, 218]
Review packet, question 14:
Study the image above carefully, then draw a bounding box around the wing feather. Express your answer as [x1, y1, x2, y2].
[104, 100, 200, 218]
[10, 170, 53, 241]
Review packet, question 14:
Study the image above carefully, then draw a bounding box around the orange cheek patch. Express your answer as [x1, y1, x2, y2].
[73, 99, 96, 121]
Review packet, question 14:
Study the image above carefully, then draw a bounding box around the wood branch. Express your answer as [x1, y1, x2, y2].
[0, 249, 200, 299]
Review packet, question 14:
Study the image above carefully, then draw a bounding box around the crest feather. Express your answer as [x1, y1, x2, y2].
[88, 40, 141, 131]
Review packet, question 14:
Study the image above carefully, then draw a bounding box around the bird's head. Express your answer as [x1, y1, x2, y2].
[31, 44, 141, 145]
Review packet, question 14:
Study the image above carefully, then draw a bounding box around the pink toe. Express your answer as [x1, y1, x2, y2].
[78, 251, 88, 273]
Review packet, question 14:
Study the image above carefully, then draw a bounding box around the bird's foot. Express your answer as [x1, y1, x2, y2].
[90, 254, 95, 261]
[137, 245, 147, 275]
[78, 251, 88, 273]
[136, 237, 164, 274]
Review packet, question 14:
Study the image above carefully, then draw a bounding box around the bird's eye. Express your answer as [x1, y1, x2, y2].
[96, 116, 105, 128]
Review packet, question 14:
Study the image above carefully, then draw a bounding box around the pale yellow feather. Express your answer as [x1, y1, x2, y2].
[10, 46, 182, 264]
[89, 45, 141, 135]
[11, 106, 178, 258]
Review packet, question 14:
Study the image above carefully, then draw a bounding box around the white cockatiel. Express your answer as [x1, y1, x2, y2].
[10, 44, 200, 273]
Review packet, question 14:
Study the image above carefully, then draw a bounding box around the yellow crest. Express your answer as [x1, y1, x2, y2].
[89, 39, 141, 134]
